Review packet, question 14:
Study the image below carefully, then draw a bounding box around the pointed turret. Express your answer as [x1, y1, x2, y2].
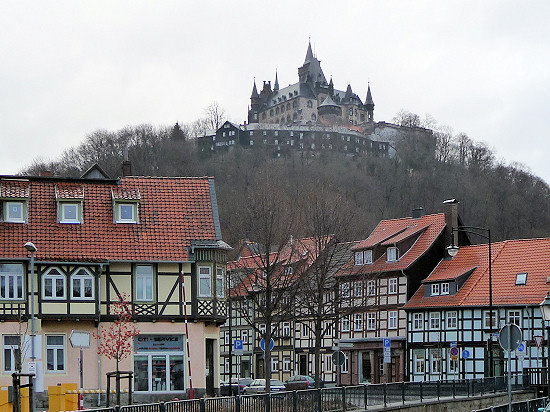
[365, 83, 375, 123]
[250, 80, 259, 99]
[305, 40, 314, 63]
[328, 77, 334, 96]
[274, 71, 279, 92]
[344, 84, 353, 100]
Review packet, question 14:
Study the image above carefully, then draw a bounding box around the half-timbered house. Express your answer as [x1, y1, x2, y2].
[334, 206, 458, 384]
[404, 238, 550, 381]
[0, 173, 230, 397]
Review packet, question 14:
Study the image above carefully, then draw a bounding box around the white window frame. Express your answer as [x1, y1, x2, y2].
[431, 283, 440, 296]
[4, 201, 26, 223]
[198, 266, 212, 298]
[441, 283, 450, 295]
[224, 331, 229, 345]
[341, 353, 349, 374]
[430, 350, 441, 374]
[386, 247, 398, 262]
[388, 311, 398, 329]
[413, 313, 423, 330]
[325, 354, 332, 372]
[60, 202, 81, 224]
[241, 329, 248, 344]
[364, 250, 373, 264]
[2, 335, 21, 373]
[354, 281, 363, 297]
[430, 312, 441, 330]
[367, 280, 375, 296]
[43, 268, 66, 300]
[0, 263, 24, 300]
[46, 335, 65, 373]
[115, 202, 138, 224]
[271, 357, 279, 372]
[341, 316, 350, 332]
[135, 265, 154, 301]
[354, 251, 364, 265]
[282, 357, 291, 372]
[414, 350, 425, 375]
[341, 282, 350, 298]
[388, 278, 398, 294]
[484, 310, 497, 329]
[446, 311, 458, 329]
[216, 268, 225, 298]
[508, 310, 521, 326]
[282, 322, 290, 337]
[366, 313, 376, 330]
[516, 273, 527, 285]
[71, 268, 94, 300]
[353, 313, 363, 331]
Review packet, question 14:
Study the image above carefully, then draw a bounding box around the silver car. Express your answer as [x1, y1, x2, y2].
[242, 378, 286, 394]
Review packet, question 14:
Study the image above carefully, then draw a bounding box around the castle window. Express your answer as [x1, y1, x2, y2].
[307, 100, 313, 108]
[293, 113, 297, 120]
[263, 131, 267, 136]
[270, 109, 273, 116]
[349, 109, 353, 116]
[292, 101, 297, 108]
[250, 131, 253, 136]
[286, 103, 290, 110]
[262, 113, 266, 120]
[287, 115, 291, 123]
[274, 131, 278, 136]
[311, 114, 316, 121]
[275, 107, 279, 114]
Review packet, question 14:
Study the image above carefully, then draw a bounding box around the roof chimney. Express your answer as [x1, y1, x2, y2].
[122, 145, 132, 177]
[39, 170, 52, 177]
[412, 207, 424, 219]
[443, 199, 459, 248]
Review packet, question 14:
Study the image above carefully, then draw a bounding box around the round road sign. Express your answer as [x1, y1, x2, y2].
[332, 350, 346, 366]
[499, 323, 522, 351]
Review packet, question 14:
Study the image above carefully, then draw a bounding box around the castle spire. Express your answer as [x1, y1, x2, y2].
[274, 70, 279, 92]
[304, 39, 314, 63]
[365, 83, 374, 107]
[250, 79, 259, 99]
[328, 76, 334, 96]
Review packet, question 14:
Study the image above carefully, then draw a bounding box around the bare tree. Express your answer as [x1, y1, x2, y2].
[204, 101, 227, 131]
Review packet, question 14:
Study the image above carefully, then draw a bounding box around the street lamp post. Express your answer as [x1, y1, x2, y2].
[539, 292, 550, 395]
[447, 226, 493, 378]
[24, 241, 37, 412]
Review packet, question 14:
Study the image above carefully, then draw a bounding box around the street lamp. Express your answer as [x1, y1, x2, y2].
[539, 292, 550, 395]
[446, 226, 493, 378]
[24, 241, 37, 412]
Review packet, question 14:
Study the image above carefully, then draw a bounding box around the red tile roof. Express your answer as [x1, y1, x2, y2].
[1, 176, 220, 262]
[339, 213, 446, 276]
[0, 180, 30, 198]
[55, 183, 84, 199]
[405, 238, 550, 309]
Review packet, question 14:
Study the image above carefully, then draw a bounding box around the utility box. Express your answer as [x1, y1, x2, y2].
[0, 387, 10, 412]
[48, 383, 78, 412]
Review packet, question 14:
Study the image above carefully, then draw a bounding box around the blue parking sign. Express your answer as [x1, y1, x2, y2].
[383, 338, 391, 348]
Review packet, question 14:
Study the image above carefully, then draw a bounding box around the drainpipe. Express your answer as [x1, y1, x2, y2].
[97, 264, 104, 407]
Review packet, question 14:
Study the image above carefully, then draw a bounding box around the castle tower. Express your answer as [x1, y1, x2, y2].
[298, 40, 327, 90]
[248, 80, 260, 124]
[365, 83, 375, 123]
[274, 71, 279, 92]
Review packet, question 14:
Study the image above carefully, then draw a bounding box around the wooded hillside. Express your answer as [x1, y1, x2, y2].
[23, 121, 550, 248]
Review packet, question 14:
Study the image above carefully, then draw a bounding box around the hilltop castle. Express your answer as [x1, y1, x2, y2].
[247, 41, 375, 130]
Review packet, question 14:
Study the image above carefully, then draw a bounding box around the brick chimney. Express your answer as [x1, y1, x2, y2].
[412, 207, 424, 219]
[39, 170, 52, 177]
[122, 145, 132, 177]
[443, 199, 459, 248]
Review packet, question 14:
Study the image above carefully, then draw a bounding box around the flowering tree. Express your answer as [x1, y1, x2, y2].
[94, 293, 139, 404]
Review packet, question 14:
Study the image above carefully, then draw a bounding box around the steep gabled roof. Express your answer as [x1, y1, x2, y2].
[405, 238, 550, 309]
[0, 176, 224, 262]
[339, 213, 446, 276]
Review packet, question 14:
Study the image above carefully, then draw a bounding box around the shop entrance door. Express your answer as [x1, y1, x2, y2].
[359, 352, 371, 383]
[205, 339, 215, 396]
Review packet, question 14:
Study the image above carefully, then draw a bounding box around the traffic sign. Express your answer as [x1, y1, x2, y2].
[383, 338, 391, 363]
[499, 324, 522, 352]
[383, 338, 391, 348]
[516, 341, 526, 362]
[450, 345, 459, 360]
[534, 335, 544, 348]
[234, 339, 243, 356]
[462, 349, 470, 359]
[332, 350, 346, 366]
[260, 338, 274, 352]
[69, 330, 91, 348]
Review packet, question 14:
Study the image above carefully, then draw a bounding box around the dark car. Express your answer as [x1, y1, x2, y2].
[284, 375, 323, 390]
[220, 377, 253, 395]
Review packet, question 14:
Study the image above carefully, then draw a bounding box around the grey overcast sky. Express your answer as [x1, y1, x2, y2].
[2, 1, 549, 182]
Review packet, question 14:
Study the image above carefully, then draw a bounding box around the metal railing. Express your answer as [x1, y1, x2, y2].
[472, 396, 548, 412]
[108, 374, 529, 412]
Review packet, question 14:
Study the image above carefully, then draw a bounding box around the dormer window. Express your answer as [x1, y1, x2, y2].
[354, 251, 364, 265]
[112, 188, 140, 224]
[4, 201, 26, 223]
[431, 283, 440, 296]
[60, 202, 82, 224]
[386, 247, 398, 262]
[364, 250, 373, 264]
[116, 203, 138, 223]
[516, 273, 527, 285]
[441, 283, 450, 295]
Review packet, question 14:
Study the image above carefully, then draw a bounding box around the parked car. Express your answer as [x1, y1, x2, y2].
[284, 375, 324, 391]
[242, 379, 286, 394]
[220, 377, 253, 395]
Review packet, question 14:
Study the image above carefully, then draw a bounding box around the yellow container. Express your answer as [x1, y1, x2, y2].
[20, 387, 29, 412]
[0, 387, 9, 412]
[48, 385, 65, 412]
[61, 383, 78, 412]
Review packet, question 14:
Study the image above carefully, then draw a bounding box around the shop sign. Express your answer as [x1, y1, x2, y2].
[134, 335, 184, 352]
